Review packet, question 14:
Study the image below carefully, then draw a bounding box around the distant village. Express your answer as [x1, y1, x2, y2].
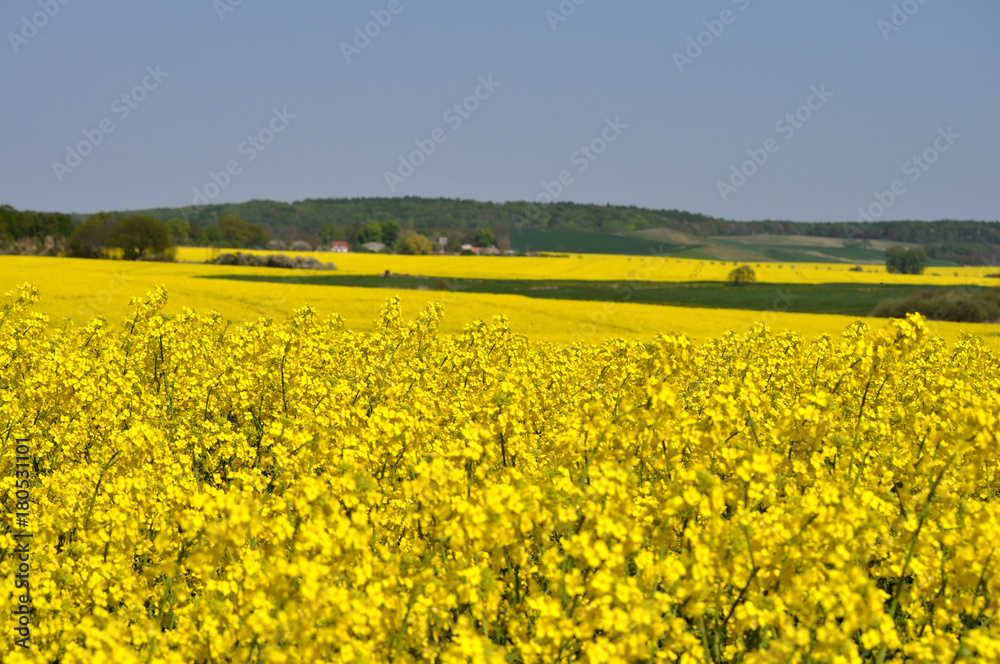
[328, 236, 517, 256]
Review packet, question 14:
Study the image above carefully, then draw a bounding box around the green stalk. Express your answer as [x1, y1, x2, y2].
[874, 455, 953, 664]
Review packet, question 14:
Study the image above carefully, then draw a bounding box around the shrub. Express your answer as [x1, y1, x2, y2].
[397, 233, 434, 255]
[358, 222, 383, 245]
[872, 287, 1000, 322]
[67, 213, 117, 259]
[473, 228, 496, 248]
[218, 215, 269, 249]
[728, 264, 756, 286]
[885, 247, 928, 275]
[109, 216, 172, 260]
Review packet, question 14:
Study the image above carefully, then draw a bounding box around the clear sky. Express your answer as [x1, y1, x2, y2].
[1, 0, 997, 222]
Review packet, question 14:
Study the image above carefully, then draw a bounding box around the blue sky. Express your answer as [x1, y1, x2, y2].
[1, 0, 997, 222]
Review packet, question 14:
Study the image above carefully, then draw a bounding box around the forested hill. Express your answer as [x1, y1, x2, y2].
[129, 198, 720, 240]
[130, 197, 1000, 264]
[126, 196, 998, 242]
[3, 198, 999, 264]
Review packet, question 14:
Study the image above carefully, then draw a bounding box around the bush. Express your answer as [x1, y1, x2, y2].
[137, 246, 177, 262]
[110, 216, 172, 260]
[218, 215, 269, 249]
[380, 220, 401, 246]
[67, 213, 117, 259]
[872, 287, 1000, 322]
[885, 247, 928, 275]
[358, 222, 383, 245]
[728, 265, 756, 286]
[473, 228, 496, 248]
[208, 252, 336, 270]
[397, 234, 434, 255]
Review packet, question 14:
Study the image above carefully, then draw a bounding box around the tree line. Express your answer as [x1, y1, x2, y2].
[1, 201, 504, 260]
[4, 198, 1000, 264]
[64, 213, 276, 260]
[0, 205, 73, 244]
[126, 197, 1000, 264]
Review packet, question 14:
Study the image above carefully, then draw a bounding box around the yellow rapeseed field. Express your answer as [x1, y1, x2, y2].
[174, 247, 1000, 287]
[1, 256, 998, 350]
[1, 283, 998, 662]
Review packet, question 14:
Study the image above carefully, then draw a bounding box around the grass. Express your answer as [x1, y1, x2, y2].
[196, 273, 957, 317]
[873, 287, 1000, 323]
[173, 247, 988, 287]
[510, 228, 692, 256]
[707, 240, 955, 266]
[616, 233, 961, 267]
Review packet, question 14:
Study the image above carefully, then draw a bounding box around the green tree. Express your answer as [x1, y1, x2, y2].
[380, 219, 401, 246]
[0, 206, 16, 242]
[446, 231, 464, 253]
[396, 233, 434, 255]
[885, 247, 928, 275]
[473, 228, 496, 248]
[729, 264, 757, 286]
[166, 218, 191, 244]
[110, 216, 172, 260]
[319, 223, 345, 244]
[218, 215, 269, 248]
[358, 222, 383, 244]
[218, 216, 247, 246]
[0, 205, 73, 241]
[67, 213, 117, 259]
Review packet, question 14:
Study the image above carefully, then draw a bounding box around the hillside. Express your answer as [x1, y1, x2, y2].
[127, 197, 1000, 265]
[4, 198, 1000, 265]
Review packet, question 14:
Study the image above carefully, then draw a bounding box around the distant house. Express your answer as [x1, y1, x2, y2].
[362, 241, 386, 253]
[460, 243, 500, 256]
[330, 241, 349, 253]
[435, 236, 448, 251]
